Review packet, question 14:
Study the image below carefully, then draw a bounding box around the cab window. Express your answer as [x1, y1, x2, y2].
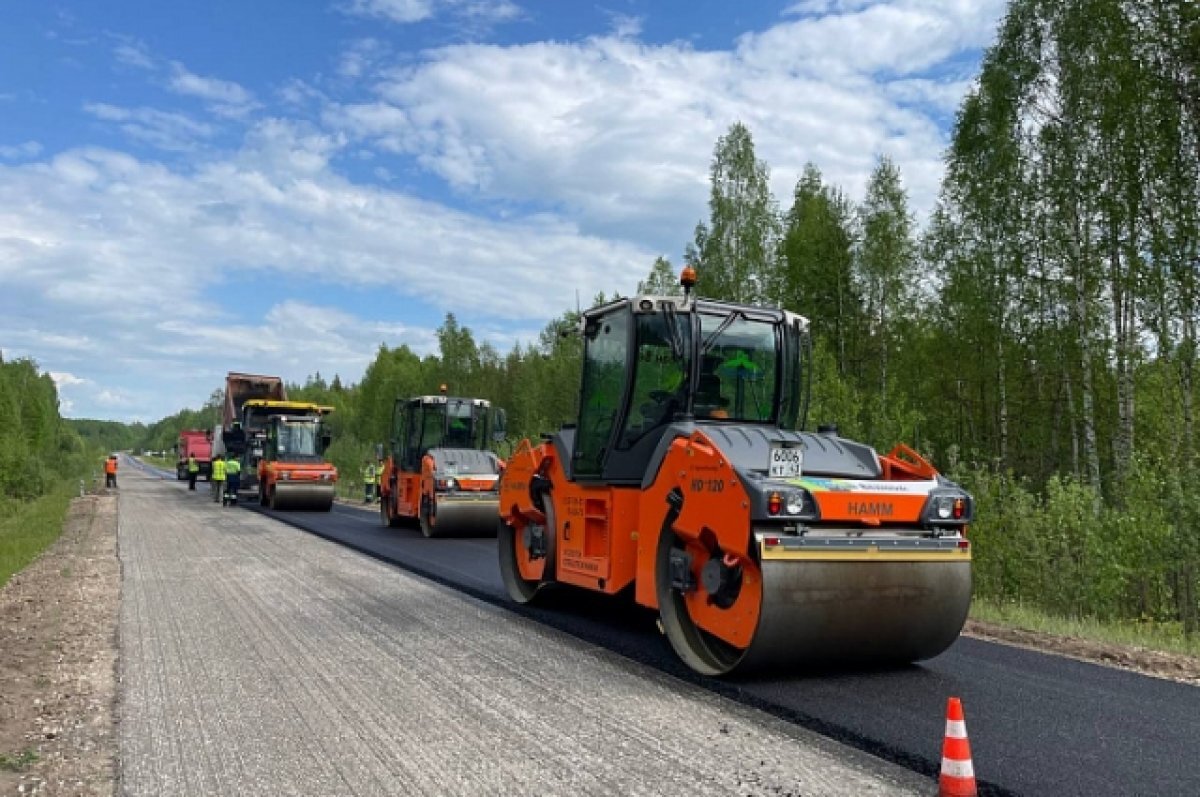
[575, 310, 630, 476]
[697, 314, 779, 422]
[618, 312, 691, 449]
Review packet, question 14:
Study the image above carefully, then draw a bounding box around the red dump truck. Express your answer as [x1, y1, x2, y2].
[175, 429, 212, 481]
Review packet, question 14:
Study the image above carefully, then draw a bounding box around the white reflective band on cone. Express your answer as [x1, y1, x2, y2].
[944, 719, 968, 738]
[941, 757, 975, 779]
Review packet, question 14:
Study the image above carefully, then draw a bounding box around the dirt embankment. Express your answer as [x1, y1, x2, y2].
[0, 494, 118, 796]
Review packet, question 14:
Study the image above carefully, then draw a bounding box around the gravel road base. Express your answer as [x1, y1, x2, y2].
[0, 493, 118, 797]
[119, 467, 928, 796]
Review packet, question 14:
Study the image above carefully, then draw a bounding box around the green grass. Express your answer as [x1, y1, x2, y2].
[0, 490, 73, 589]
[971, 598, 1200, 658]
[0, 748, 39, 772]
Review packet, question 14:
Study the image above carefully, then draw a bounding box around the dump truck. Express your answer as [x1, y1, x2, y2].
[379, 387, 506, 537]
[175, 429, 212, 481]
[498, 268, 974, 676]
[216, 372, 338, 511]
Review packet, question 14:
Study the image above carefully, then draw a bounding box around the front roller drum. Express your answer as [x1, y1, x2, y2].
[655, 530, 972, 676]
[268, 483, 335, 512]
[420, 496, 499, 538]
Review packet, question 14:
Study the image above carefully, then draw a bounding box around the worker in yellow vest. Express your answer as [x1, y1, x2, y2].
[224, 454, 241, 506]
[187, 454, 200, 491]
[363, 459, 376, 503]
[211, 455, 226, 503]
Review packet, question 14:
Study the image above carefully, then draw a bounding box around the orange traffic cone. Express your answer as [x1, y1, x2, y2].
[938, 697, 977, 797]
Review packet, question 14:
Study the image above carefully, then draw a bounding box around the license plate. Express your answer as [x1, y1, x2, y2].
[768, 445, 803, 479]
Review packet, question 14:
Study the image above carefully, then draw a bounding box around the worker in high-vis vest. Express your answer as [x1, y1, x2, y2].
[187, 454, 200, 491]
[224, 454, 241, 505]
[211, 455, 226, 503]
[363, 459, 376, 503]
[104, 455, 118, 489]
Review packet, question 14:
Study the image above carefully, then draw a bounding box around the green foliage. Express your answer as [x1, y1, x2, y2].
[637, 256, 683, 296]
[689, 122, 779, 303]
[0, 489, 74, 588]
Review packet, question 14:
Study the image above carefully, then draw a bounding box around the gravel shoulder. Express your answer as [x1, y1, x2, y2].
[119, 466, 927, 796]
[0, 493, 119, 796]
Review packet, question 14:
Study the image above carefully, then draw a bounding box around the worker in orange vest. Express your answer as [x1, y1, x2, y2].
[104, 455, 118, 489]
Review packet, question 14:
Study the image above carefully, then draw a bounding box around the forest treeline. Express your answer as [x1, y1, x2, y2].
[0, 356, 96, 500]
[111, 1, 1200, 634]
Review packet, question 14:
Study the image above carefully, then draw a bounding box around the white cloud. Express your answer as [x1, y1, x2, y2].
[339, 0, 520, 26]
[48, 371, 90, 388]
[168, 63, 258, 117]
[0, 141, 42, 160]
[343, 0, 434, 24]
[84, 103, 214, 151]
[114, 41, 155, 70]
[332, 0, 1002, 241]
[337, 38, 389, 79]
[0, 121, 650, 419]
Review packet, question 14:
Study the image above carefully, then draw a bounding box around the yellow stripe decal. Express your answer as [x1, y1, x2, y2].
[760, 547, 972, 562]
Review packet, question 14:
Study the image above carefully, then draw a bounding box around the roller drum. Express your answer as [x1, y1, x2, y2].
[270, 483, 335, 511]
[426, 497, 499, 537]
[739, 559, 972, 671]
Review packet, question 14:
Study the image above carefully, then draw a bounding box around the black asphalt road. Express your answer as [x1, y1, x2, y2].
[132, 457, 1198, 797]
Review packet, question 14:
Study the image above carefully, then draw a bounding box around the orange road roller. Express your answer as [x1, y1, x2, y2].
[498, 269, 973, 675]
[380, 389, 507, 537]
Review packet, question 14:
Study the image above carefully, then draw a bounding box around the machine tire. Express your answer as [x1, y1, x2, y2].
[498, 500, 556, 605]
[654, 525, 747, 677]
[380, 496, 401, 528]
[176, 465, 185, 481]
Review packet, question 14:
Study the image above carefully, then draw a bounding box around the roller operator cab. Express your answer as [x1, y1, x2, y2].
[498, 274, 974, 676]
[380, 391, 507, 537]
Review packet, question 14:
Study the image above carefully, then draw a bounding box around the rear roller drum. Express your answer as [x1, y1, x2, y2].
[655, 527, 762, 676]
[381, 494, 403, 528]
[498, 499, 556, 605]
[419, 495, 437, 538]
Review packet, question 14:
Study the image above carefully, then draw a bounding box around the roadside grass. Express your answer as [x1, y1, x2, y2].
[971, 598, 1200, 658]
[0, 748, 39, 772]
[0, 490, 73, 589]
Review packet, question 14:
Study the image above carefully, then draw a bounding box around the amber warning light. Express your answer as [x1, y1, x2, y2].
[680, 266, 697, 289]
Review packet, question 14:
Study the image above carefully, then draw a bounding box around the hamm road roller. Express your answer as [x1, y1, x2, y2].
[498, 268, 973, 675]
[380, 388, 507, 537]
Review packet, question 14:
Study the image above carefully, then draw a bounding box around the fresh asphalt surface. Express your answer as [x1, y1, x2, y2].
[130, 459, 1199, 797]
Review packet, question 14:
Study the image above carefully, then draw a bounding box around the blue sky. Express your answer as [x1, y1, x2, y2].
[0, 0, 1006, 422]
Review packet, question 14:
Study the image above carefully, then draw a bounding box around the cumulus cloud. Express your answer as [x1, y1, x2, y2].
[0, 119, 650, 419]
[114, 40, 155, 70]
[325, 0, 1003, 243]
[168, 63, 259, 117]
[0, 141, 42, 160]
[339, 0, 521, 27]
[48, 371, 90, 388]
[84, 103, 214, 151]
